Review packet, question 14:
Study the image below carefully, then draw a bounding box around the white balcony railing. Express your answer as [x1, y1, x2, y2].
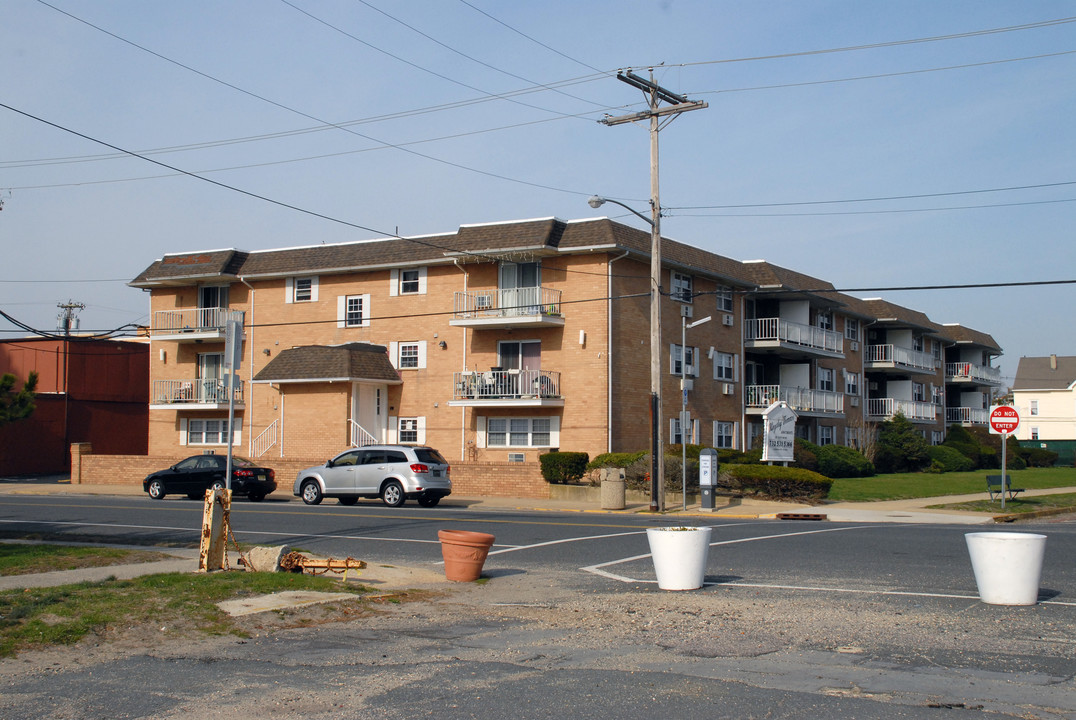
[945, 362, 1002, 385]
[946, 407, 989, 425]
[866, 344, 935, 372]
[151, 307, 244, 336]
[453, 369, 560, 401]
[746, 384, 844, 414]
[152, 378, 244, 406]
[867, 398, 937, 422]
[745, 318, 843, 354]
[453, 287, 562, 319]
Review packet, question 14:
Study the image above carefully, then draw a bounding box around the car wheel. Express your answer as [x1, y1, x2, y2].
[381, 480, 405, 507]
[211, 479, 226, 493]
[147, 479, 166, 500]
[300, 480, 323, 505]
[338, 496, 358, 506]
[417, 494, 440, 508]
[248, 492, 265, 502]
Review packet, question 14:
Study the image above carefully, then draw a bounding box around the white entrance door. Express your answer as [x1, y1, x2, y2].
[352, 383, 387, 446]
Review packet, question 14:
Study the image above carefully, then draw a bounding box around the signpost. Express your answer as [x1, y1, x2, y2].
[988, 405, 1020, 509]
[762, 401, 797, 464]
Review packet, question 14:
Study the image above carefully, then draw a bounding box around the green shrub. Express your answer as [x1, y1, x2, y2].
[623, 454, 700, 493]
[942, 424, 981, 467]
[817, 445, 875, 478]
[794, 439, 820, 472]
[719, 464, 832, 503]
[925, 445, 975, 473]
[586, 451, 646, 472]
[539, 451, 589, 484]
[718, 448, 757, 465]
[1015, 446, 1059, 468]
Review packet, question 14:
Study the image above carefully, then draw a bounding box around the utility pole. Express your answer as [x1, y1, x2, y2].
[56, 300, 85, 336]
[600, 69, 706, 512]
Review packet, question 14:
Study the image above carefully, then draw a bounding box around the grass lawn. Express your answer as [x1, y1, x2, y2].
[928, 492, 1076, 514]
[0, 544, 413, 658]
[827, 467, 1076, 502]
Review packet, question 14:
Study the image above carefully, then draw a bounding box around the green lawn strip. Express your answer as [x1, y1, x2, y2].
[0, 569, 373, 658]
[0, 544, 173, 577]
[927, 492, 1076, 515]
[827, 467, 1076, 502]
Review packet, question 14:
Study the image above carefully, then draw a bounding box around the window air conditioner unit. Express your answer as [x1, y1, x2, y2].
[723, 383, 735, 395]
[850, 341, 859, 351]
[850, 396, 860, 407]
[507, 453, 525, 463]
[722, 314, 734, 326]
[681, 304, 693, 318]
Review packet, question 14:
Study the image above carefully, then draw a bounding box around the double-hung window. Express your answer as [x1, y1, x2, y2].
[913, 382, 926, 402]
[399, 343, 420, 369]
[485, 417, 553, 447]
[185, 418, 232, 445]
[845, 318, 859, 341]
[390, 267, 426, 295]
[671, 272, 693, 303]
[819, 426, 834, 446]
[287, 276, 318, 303]
[818, 367, 835, 392]
[714, 421, 735, 449]
[399, 418, 419, 443]
[337, 294, 371, 328]
[671, 344, 698, 376]
[716, 286, 734, 312]
[845, 371, 859, 395]
[817, 311, 833, 331]
[1030, 400, 1039, 416]
[714, 352, 735, 381]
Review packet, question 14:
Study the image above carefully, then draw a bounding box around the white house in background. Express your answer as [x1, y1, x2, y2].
[1012, 354, 1076, 465]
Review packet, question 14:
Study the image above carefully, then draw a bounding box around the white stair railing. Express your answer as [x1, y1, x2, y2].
[252, 420, 278, 458]
[349, 420, 378, 447]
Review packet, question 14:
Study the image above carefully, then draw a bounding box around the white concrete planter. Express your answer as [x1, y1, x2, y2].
[646, 526, 712, 591]
[965, 531, 1047, 606]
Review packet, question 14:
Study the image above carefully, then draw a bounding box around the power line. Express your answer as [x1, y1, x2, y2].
[671, 197, 1076, 218]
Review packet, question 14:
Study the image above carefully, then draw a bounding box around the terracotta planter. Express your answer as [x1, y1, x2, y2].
[438, 529, 496, 582]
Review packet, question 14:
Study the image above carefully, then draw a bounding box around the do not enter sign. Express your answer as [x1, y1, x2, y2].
[989, 405, 1020, 435]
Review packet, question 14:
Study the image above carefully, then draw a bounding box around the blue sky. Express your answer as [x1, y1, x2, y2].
[2, 1, 1074, 387]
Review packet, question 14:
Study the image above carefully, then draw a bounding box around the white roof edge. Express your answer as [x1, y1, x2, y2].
[458, 216, 561, 229]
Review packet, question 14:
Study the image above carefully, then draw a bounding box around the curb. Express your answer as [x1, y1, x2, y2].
[992, 506, 1076, 523]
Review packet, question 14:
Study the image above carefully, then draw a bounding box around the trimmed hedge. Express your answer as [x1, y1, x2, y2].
[719, 464, 832, 503]
[539, 451, 589, 484]
[925, 445, 975, 473]
[586, 451, 646, 472]
[816, 445, 874, 478]
[1015, 445, 1059, 468]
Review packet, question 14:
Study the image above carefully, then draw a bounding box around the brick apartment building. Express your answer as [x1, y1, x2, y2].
[127, 216, 1003, 480]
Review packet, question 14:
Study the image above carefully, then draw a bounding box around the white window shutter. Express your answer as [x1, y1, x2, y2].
[476, 416, 487, 448]
[336, 296, 346, 328]
[179, 418, 188, 446]
[389, 269, 399, 297]
[417, 267, 427, 294]
[669, 344, 677, 374]
[388, 341, 399, 369]
[361, 294, 371, 327]
[670, 418, 678, 443]
[285, 278, 294, 304]
[388, 416, 398, 444]
[232, 425, 242, 446]
[692, 419, 700, 444]
[693, 347, 700, 377]
[308, 277, 319, 302]
[417, 341, 427, 369]
[733, 421, 740, 449]
[734, 354, 740, 383]
[417, 416, 426, 444]
[549, 416, 560, 448]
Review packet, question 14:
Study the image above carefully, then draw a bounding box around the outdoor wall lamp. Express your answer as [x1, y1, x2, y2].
[438, 340, 447, 349]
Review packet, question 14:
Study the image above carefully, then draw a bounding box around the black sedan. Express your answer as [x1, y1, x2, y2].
[143, 454, 277, 502]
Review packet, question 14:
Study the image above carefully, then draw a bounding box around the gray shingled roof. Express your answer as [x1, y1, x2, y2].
[932, 324, 1001, 351]
[252, 343, 402, 384]
[1013, 355, 1076, 391]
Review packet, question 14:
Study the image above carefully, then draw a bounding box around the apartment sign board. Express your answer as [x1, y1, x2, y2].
[989, 405, 1020, 435]
[762, 401, 797, 463]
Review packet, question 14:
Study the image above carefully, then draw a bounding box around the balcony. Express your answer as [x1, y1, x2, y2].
[865, 344, 936, 375]
[744, 318, 844, 358]
[450, 287, 565, 329]
[150, 378, 245, 410]
[945, 362, 1003, 386]
[745, 385, 844, 416]
[946, 406, 989, 425]
[866, 398, 937, 423]
[448, 369, 564, 407]
[151, 308, 245, 342]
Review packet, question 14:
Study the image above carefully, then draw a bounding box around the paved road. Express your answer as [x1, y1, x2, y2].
[1, 492, 1075, 718]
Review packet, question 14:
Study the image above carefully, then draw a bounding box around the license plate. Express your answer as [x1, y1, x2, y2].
[432, 470, 441, 477]
[256, 474, 266, 482]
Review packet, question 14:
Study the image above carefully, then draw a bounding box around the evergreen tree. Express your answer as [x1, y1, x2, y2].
[873, 411, 929, 473]
[0, 371, 38, 427]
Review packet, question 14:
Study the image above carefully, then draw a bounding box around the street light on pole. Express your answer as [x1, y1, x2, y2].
[681, 314, 711, 511]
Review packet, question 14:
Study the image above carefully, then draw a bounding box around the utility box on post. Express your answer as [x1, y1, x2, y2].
[699, 448, 718, 511]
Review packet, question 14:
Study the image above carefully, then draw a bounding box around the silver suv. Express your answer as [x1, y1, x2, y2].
[294, 445, 452, 508]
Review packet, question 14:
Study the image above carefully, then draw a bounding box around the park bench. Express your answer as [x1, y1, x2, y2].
[987, 474, 1025, 501]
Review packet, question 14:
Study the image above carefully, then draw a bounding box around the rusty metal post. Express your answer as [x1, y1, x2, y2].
[199, 488, 231, 572]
